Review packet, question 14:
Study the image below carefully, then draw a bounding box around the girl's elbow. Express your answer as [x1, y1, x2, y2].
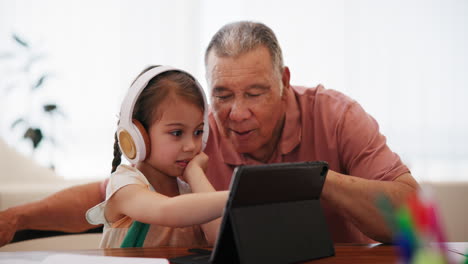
[203, 229, 219, 246]
[205, 235, 217, 246]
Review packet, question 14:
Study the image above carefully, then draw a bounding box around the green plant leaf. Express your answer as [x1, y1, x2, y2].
[12, 34, 29, 48]
[33, 75, 47, 90]
[44, 104, 57, 112]
[23, 127, 43, 149]
[43, 104, 66, 118]
[11, 118, 26, 129]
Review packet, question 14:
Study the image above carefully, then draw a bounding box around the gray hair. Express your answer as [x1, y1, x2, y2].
[204, 21, 284, 77]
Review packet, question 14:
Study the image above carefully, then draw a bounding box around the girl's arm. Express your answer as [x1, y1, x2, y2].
[183, 152, 224, 245]
[106, 184, 228, 228]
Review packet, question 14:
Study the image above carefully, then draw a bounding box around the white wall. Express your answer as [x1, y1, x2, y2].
[0, 0, 467, 182]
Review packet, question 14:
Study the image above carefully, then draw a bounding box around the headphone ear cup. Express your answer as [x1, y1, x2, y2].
[132, 119, 151, 160]
[118, 128, 137, 161]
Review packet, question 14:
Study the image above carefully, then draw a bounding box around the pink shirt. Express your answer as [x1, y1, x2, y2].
[204, 84, 409, 243]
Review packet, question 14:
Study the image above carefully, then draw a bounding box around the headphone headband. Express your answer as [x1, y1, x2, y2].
[119, 65, 177, 129]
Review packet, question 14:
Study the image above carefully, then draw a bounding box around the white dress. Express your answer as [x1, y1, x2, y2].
[86, 164, 208, 248]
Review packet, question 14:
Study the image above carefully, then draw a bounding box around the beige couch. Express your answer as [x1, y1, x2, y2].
[0, 139, 466, 251]
[0, 139, 102, 251]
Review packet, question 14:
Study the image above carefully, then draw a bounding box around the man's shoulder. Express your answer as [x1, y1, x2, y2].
[291, 84, 356, 115]
[292, 84, 354, 104]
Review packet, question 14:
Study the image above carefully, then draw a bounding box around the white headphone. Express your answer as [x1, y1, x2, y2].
[117, 65, 209, 164]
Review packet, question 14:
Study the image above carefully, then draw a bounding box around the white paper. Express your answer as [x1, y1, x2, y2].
[0, 253, 168, 264]
[0, 259, 38, 264]
[43, 254, 169, 264]
[0, 251, 52, 264]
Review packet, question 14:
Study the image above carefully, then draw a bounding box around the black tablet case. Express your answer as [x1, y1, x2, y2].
[171, 161, 334, 264]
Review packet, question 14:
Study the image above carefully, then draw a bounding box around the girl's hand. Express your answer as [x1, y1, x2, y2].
[188, 152, 209, 172]
[183, 152, 209, 184]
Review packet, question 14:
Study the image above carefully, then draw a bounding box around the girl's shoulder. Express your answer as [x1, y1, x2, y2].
[87, 165, 151, 227]
[108, 164, 151, 193]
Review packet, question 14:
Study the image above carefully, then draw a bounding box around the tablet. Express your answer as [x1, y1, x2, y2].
[171, 161, 334, 264]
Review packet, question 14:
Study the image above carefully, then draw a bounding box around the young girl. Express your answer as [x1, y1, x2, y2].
[86, 65, 227, 248]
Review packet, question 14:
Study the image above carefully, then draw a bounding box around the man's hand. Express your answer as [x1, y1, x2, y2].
[0, 181, 104, 248]
[0, 208, 18, 247]
[322, 170, 418, 242]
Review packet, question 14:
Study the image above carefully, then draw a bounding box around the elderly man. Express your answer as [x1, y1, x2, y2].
[0, 21, 417, 246]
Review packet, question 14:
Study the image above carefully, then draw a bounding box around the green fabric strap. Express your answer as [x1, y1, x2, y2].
[120, 221, 150, 248]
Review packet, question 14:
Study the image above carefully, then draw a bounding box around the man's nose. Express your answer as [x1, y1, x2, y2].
[229, 100, 251, 122]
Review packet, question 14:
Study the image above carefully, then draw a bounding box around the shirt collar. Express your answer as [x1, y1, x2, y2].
[280, 85, 302, 155]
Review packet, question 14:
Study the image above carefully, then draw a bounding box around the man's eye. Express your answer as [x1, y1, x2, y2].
[194, 129, 204, 136]
[246, 93, 261, 97]
[171, 130, 182, 137]
[215, 94, 232, 100]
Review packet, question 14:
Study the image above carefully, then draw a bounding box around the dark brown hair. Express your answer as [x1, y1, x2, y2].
[111, 66, 205, 173]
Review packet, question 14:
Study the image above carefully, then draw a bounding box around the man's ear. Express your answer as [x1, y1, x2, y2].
[281, 66, 291, 99]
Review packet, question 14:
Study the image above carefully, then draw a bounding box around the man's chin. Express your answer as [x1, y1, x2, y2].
[233, 143, 258, 155]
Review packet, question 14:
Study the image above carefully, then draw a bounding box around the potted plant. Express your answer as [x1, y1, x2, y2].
[0, 33, 65, 169]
